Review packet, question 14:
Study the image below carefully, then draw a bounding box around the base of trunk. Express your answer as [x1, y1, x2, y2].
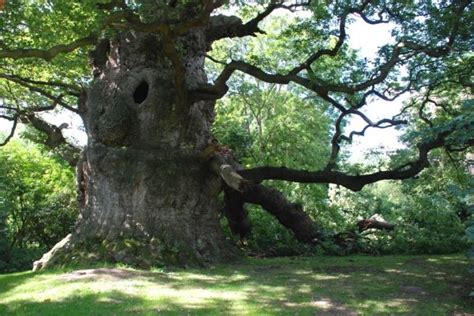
[33, 232, 240, 271]
[33, 143, 243, 271]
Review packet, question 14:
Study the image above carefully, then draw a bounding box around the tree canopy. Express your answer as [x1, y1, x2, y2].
[1, 0, 472, 189]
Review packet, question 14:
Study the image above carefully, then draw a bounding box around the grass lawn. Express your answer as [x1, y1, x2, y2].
[0, 254, 472, 315]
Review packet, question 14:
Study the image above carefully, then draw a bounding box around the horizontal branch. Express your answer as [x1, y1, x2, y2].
[237, 128, 470, 191]
[0, 73, 81, 95]
[0, 75, 81, 113]
[198, 0, 469, 104]
[0, 34, 97, 61]
[194, 41, 404, 103]
[207, 1, 287, 42]
[0, 7, 142, 61]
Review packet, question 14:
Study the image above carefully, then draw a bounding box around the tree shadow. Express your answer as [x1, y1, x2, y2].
[1, 290, 146, 315]
[0, 255, 472, 315]
[0, 271, 38, 294]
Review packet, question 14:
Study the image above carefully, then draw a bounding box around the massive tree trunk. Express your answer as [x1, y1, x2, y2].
[33, 29, 237, 269]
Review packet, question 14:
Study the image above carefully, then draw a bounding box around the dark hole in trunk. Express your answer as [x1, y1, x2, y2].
[133, 81, 149, 104]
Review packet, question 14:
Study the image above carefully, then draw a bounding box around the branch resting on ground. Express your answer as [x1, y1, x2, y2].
[207, 150, 323, 244]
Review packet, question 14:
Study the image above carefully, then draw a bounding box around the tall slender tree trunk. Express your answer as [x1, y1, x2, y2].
[33, 30, 237, 270]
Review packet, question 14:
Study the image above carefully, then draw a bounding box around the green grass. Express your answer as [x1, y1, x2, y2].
[0, 254, 472, 315]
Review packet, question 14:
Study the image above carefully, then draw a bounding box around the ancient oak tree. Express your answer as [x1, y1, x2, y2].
[0, 0, 472, 269]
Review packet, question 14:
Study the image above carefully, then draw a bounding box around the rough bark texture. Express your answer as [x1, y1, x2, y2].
[34, 30, 237, 270]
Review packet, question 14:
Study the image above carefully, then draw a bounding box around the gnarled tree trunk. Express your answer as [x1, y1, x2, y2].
[34, 30, 237, 269]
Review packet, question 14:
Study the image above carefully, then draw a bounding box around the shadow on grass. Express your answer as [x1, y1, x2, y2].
[0, 271, 37, 294]
[0, 255, 472, 315]
[0, 290, 145, 316]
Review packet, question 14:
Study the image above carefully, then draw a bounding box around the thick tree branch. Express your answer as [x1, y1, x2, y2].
[0, 92, 80, 166]
[96, 0, 127, 10]
[221, 179, 323, 244]
[0, 75, 81, 113]
[209, 154, 255, 191]
[223, 187, 251, 240]
[240, 184, 322, 243]
[20, 114, 66, 148]
[207, 1, 308, 42]
[199, 0, 470, 103]
[0, 73, 81, 96]
[209, 147, 322, 244]
[19, 114, 80, 166]
[194, 41, 405, 102]
[0, 8, 140, 61]
[0, 34, 97, 61]
[237, 128, 471, 191]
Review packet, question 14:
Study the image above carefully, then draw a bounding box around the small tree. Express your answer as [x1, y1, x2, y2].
[0, 1, 472, 269]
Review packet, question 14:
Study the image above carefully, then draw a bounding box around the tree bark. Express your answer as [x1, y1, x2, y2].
[34, 30, 238, 270]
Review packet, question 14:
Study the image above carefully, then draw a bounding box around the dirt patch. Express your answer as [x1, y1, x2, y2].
[310, 297, 358, 315]
[312, 266, 385, 274]
[400, 285, 427, 296]
[253, 265, 282, 273]
[403, 258, 427, 266]
[61, 268, 143, 281]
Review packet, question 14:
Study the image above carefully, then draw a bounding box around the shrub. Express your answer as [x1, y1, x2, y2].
[0, 139, 78, 272]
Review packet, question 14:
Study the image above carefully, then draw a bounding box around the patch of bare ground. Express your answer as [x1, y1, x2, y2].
[400, 285, 427, 296]
[308, 297, 358, 315]
[312, 266, 385, 274]
[60, 268, 144, 281]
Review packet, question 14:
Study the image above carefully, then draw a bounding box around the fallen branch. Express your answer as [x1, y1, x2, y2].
[357, 214, 395, 233]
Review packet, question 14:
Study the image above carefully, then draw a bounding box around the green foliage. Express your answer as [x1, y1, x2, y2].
[209, 13, 335, 255]
[241, 206, 312, 256]
[210, 12, 472, 257]
[213, 75, 332, 256]
[0, 138, 78, 272]
[0, 0, 101, 80]
[329, 149, 471, 255]
[0, 1, 103, 135]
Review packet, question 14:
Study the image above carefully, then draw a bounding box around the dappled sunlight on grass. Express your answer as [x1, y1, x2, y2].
[0, 254, 472, 315]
